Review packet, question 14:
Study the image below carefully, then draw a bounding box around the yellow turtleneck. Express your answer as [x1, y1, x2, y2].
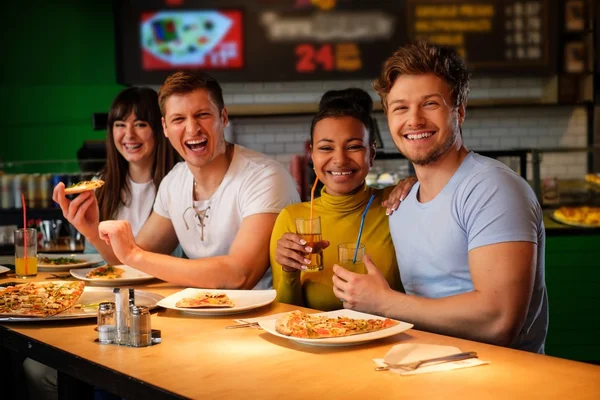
[270, 184, 402, 311]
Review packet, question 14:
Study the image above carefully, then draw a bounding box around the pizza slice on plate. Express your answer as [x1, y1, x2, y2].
[275, 310, 398, 339]
[175, 292, 234, 308]
[85, 265, 125, 279]
[0, 281, 85, 318]
[64, 180, 105, 195]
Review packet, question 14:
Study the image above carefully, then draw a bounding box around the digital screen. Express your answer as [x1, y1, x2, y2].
[140, 10, 243, 70]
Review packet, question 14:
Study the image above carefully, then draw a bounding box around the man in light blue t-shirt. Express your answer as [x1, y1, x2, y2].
[332, 42, 548, 353]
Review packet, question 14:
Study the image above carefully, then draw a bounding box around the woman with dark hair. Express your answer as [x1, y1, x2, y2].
[90, 87, 179, 248]
[25, 87, 179, 400]
[270, 88, 411, 311]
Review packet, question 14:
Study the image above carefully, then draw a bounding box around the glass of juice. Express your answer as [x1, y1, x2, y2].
[294, 217, 323, 272]
[338, 242, 366, 274]
[14, 228, 38, 279]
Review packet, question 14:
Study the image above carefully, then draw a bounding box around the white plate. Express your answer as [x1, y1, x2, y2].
[0, 266, 9, 275]
[157, 288, 276, 316]
[70, 265, 155, 286]
[259, 309, 414, 347]
[38, 253, 105, 271]
[0, 286, 163, 322]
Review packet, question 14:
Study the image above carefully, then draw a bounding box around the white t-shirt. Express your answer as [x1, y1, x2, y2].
[115, 178, 156, 237]
[154, 145, 300, 289]
[84, 177, 156, 254]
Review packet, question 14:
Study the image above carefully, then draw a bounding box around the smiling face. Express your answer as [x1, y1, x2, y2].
[161, 88, 228, 169]
[311, 116, 374, 196]
[386, 73, 465, 166]
[112, 112, 156, 167]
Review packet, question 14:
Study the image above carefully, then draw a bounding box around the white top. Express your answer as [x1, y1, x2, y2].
[84, 177, 156, 254]
[154, 145, 300, 289]
[115, 178, 156, 237]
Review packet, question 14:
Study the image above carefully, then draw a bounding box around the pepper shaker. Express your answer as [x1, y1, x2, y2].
[129, 305, 152, 347]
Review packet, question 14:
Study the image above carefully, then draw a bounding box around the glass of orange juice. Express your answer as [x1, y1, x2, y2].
[295, 217, 323, 272]
[338, 242, 366, 274]
[14, 228, 38, 279]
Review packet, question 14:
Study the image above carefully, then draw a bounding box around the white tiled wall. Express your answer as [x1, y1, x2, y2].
[224, 77, 589, 180]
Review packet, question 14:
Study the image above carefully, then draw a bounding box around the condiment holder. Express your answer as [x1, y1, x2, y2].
[95, 288, 160, 347]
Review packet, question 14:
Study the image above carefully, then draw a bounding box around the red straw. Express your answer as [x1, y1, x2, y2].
[21, 194, 28, 274]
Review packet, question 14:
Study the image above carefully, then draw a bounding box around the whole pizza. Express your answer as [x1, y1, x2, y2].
[0, 281, 85, 318]
[86, 265, 125, 279]
[175, 292, 234, 308]
[553, 206, 600, 227]
[64, 180, 105, 195]
[275, 310, 399, 339]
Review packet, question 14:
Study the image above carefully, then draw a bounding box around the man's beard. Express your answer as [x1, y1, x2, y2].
[409, 131, 458, 166]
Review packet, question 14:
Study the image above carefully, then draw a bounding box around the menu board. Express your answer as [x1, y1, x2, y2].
[405, 0, 556, 74]
[115, 0, 406, 84]
[114, 0, 556, 85]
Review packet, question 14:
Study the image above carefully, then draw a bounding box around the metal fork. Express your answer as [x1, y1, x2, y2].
[225, 321, 260, 329]
[375, 351, 478, 371]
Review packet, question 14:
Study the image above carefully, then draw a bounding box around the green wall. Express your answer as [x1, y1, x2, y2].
[0, 1, 125, 173]
[545, 234, 600, 363]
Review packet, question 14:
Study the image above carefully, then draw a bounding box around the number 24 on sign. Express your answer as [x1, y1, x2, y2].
[295, 43, 362, 73]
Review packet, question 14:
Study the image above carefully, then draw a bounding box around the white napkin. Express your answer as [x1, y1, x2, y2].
[373, 343, 489, 375]
[233, 312, 289, 328]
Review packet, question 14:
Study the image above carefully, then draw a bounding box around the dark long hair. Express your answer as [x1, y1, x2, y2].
[96, 87, 178, 222]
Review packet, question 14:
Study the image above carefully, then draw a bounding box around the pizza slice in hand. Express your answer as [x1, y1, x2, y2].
[175, 292, 234, 308]
[64, 180, 105, 195]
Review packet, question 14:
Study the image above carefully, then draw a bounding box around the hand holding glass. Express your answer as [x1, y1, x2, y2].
[338, 242, 365, 274]
[14, 228, 38, 278]
[295, 217, 323, 272]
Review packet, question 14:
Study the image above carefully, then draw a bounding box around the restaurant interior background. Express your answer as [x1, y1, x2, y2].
[0, 0, 599, 364]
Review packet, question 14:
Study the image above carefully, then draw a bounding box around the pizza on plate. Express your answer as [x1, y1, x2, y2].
[64, 180, 105, 195]
[0, 281, 85, 318]
[85, 265, 125, 279]
[39, 256, 85, 266]
[175, 292, 234, 308]
[585, 174, 600, 186]
[275, 310, 399, 339]
[553, 206, 600, 227]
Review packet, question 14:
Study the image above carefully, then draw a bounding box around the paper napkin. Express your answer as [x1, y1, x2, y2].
[373, 343, 489, 375]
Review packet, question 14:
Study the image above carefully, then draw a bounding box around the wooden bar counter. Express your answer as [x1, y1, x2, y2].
[1, 273, 599, 399]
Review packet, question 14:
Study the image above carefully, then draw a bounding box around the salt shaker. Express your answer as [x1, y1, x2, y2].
[129, 305, 152, 347]
[97, 302, 116, 344]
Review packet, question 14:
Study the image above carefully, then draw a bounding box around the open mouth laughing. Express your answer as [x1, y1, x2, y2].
[185, 137, 208, 153]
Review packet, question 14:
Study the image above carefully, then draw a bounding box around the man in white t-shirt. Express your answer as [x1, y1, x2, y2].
[55, 71, 299, 289]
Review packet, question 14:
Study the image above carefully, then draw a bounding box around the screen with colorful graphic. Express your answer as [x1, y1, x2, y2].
[114, 0, 555, 85]
[140, 10, 243, 70]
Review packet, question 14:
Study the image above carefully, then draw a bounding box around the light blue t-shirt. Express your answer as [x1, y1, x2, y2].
[390, 152, 548, 354]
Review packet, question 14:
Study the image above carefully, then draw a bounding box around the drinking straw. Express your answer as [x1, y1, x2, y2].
[353, 194, 375, 263]
[308, 176, 319, 236]
[21, 193, 28, 274]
